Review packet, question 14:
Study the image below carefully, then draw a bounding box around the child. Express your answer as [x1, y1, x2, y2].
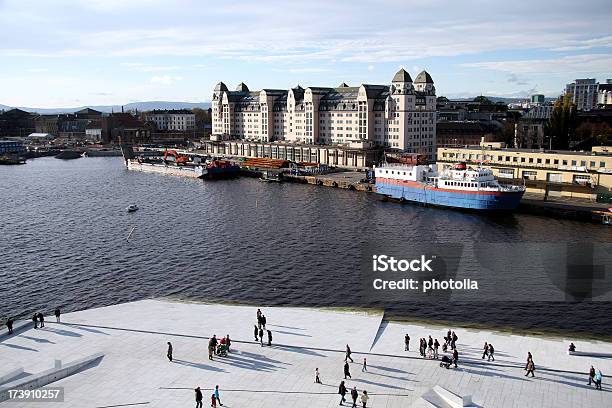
[211, 393, 216, 407]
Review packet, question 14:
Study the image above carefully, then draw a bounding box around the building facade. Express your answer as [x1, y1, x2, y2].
[436, 122, 496, 147]
[211, 69, 437, 160]
[197, 139, 380, 169]
[145, 109, 196, 131]
[598, 80, 612, 107]
[0, 109, 36, 137]
[437, 144, 612, 199]
[566, 79, 599, 111]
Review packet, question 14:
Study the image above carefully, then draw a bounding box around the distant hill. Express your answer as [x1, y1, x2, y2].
[0, 101, 211, 114]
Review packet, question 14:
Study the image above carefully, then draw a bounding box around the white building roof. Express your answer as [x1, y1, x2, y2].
[27, 133, 55, 138]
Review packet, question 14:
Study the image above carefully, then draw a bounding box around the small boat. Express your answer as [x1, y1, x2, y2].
[126, 204, 139, 213]
[260, 169, 282, 182]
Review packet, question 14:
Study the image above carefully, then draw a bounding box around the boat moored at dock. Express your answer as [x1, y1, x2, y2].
[121, 146, 240, 180]
[375, 162, 525, 211]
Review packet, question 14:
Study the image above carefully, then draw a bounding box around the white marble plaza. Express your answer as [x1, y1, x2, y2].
[1, 299, 611, 407]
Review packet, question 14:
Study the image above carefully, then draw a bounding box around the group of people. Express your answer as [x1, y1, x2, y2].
[208, 335, 231, 360]
[254, 308, 273, 346]
[338, 381, 369, 407]
[417, 336, 441, 359]
[3, 309, 62, 335]
[481, 342, 495, 361]
[194, 385, 223, 408]
[313, 345, 370, 407]
[405, 331, 461, 368]
[588, 365, 604, 390]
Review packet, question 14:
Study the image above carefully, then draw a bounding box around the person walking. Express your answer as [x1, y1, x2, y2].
[208, 338, 215, 361]
[195, 387, 203, 408]
[488, 343, 495, 361]
[261, 314, 267, 330]
[54, 308, 61, 323]
[38, 313, 44, 328]
[345, 344, 354, 363]
[350, 386, 358, 408]
[167, 342, 173, 362]
[360, 390, 369, 408]
[257, 314, 263, 330]
[594, 370, 603, 390]
[482, 342, 489, 359]
[433, 339, 440, 359]
[267, 330, 272, 346]
[362, 357, 367, 372]
[451, 331, 458, 350]
[6, 318, 13, 334]
[225, 335, 231, 352]
[588, 365, 596, 386]
[259, 328, 264, 346]
[525, 352, 532, 367]
[344, 362, 351, 379]
[32, 314, 38, 329]
[452, 349, 459, 368]
[338, 380, 347, 405]
[525, 358, 535, 377]
[211, 393, 216, 408]
[404, 334, 410, 351]
[315, 368, 322, 384]
[254, 325, 259, 341]
[213, 385, 223, 406]
[446, 330, 451, 346]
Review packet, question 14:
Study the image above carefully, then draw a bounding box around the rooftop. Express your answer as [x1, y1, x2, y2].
[439, 145, 612, 157]
[1, 299, 611, 407]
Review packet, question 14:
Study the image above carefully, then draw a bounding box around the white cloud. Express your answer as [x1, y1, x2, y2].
[150, 75, 183, 85]
[461, 54, 612, 75]
[120, 62, 184, 72]
[1, 1, 610, 64]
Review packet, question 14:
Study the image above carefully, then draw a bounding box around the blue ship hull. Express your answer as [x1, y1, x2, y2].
[376, 179, 524, 211]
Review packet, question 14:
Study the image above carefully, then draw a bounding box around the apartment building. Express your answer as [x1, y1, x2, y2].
[437, 144, 612, 199]
[211, 69, 437, 160]
[566, 79, 599, 111]
[145, 109, 196, 131]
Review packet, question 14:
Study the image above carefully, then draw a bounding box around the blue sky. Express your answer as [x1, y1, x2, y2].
[1, 0, 611, 108]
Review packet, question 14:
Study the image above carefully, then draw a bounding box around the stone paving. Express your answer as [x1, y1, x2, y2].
[1, 299, 611, 407]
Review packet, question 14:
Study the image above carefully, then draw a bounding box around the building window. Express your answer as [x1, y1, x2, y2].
[573, 174, 590, 185]
[522, 171, 537, 180]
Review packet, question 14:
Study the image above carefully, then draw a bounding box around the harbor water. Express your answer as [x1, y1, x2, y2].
[1, 157, 611, 337]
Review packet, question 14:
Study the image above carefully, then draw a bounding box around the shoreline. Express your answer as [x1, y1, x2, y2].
[162, 295, 612, 342]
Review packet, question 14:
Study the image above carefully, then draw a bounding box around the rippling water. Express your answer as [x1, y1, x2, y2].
[1, 157, 611, 337]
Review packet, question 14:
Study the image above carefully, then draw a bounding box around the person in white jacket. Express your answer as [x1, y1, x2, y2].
[360, 390, 369, 407]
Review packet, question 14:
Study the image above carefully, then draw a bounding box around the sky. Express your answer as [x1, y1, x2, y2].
[0, 0, 611, 108]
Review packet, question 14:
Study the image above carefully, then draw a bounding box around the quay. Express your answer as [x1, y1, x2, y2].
[1, 299, 611, 407]
[120, 146, 612, 223]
